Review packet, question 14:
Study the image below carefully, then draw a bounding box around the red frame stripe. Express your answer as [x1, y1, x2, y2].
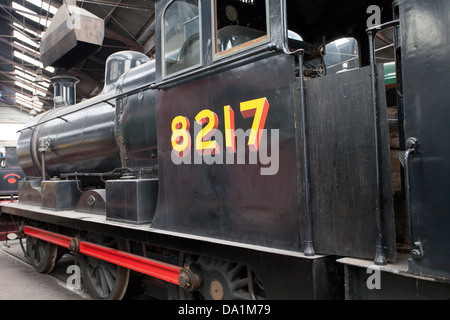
[79, 241, 182, 284]
[24, 225, 71, 249]
[23, 225, 182, 285]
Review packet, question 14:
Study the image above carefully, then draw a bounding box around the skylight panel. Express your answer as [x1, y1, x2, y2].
[14, 50, 40, 67]
[13, 30, 39, 49]
[13, 40, 39, 55]
[25, 0, 58, 15]
[15, 96, 43, 111]
[14, 67, 51, 90]
[14, 81, 46, 97]
[14, 73, 49, 92]
[12, 22, 40, 38]
[12, 2, 52, 28]
[13, 51, 55, 74]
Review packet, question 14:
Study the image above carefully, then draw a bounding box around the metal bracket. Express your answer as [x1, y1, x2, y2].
[38, 138, 52, 153]
[411, 241, 424, 259]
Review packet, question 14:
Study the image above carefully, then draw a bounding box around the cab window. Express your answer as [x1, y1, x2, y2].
[324, 37, 359, 74]
[214, 0, 268, 58]
[163, 0, 200, 77]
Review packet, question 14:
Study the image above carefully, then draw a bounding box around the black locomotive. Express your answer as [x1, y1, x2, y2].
[0, 146, 24, 200]
[0, 146, 24, 241]
[1, 0, 449, 300]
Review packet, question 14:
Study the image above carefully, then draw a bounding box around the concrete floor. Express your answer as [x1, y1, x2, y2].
[0, 239, 90, 300]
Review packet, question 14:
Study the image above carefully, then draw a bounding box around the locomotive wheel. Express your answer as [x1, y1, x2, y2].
[26, 234, 58, 274]
[171, 256, 265, 300]
[78, 233, 130, 300]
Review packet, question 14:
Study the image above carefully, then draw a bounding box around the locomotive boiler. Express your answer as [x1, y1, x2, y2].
[17, 51, 155, 180]
[1, 0, 449, 301]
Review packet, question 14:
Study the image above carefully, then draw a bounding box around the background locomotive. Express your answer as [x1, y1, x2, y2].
[1, 0, 449, 299]
[0, 146, 24, 241]
[0, 146, 23, 201]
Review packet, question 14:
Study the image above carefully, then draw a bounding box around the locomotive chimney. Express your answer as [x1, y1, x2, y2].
[51, 75, 79, 108]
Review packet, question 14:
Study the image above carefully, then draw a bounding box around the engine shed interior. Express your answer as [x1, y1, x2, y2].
[0, 0, 449, 301]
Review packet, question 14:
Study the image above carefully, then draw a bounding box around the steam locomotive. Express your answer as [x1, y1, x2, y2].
[0, 146, 24, 241]
[0, 147, 23, 201]
[1, 0, 449, 300]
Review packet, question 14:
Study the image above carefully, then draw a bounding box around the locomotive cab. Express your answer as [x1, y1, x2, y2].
[153, 0, 449, 298]
[153, 0, 397, 260]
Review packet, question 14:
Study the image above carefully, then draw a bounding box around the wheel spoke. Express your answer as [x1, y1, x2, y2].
[78, 236, 130, 300]
[104, 260, 117, 278]
[98, 266, 110, 297]
[102, 263, 116, 293]
[37, 242, 45, 263]
[230, 264, 245, 279]
[25, 232, 58, 274]
[231, 277, 248, 290]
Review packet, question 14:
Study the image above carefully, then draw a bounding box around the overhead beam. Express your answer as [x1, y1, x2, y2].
[0, 80, 53, 103]
[0, 37, 40, 61]
[143, 33, 155, 55]
[0, 71, 53, 97]
[0, 4, 49, 19]
[135, 13, 156, 55]
[104, 27, 143, 52]
[0, 96, 30, 114]
[103, 0, 122, 25]
[135, 13, 155, 44]
[0, 7, 46, 38]
[0, 82, 52, 110]
[0, 54, 52, 82]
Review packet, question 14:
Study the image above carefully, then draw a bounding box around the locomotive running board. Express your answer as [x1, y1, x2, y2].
[2, 203, 338, 298]
[23, 225, 184, 286]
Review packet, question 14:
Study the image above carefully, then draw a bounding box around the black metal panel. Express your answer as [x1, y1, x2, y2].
[41, 180, 81, 210]
[115, 61, 158, 169]
[344, 264, 450, 300]
[153, 53, 305, 251]
[252, 254, 344, 299]
[17, 180, 42, 206]
[399, 0, 450, 279]
[305, 66, 395, 260]
[106, 178, 158, 225]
